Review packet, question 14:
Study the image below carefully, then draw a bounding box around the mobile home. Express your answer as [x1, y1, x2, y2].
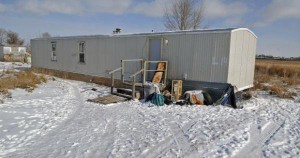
[31, 28, 257, 91]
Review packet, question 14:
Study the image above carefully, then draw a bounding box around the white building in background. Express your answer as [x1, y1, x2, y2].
[0, 45, 27, 61]
[2, 45, 26, 54]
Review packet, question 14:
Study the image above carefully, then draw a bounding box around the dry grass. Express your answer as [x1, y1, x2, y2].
[4, 54, 26, 62]
[0, 70, 47, 93]
[255, 59, 300, 84]
[254, 59, 299, 98]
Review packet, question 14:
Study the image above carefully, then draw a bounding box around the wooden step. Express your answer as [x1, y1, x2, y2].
[116, 88, 142, 99]
[112, 92, 132, 99]
[117, 88, 132, 96]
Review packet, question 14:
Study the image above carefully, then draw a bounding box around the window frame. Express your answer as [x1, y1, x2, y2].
[78, 41, 85, 63]
[51, 41, 57, 61]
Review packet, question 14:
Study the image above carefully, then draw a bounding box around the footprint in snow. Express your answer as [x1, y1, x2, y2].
[29, 120, 37, 124]
[14, 116, 24, 120]
[23, 112, 30, 115]
[6, 135, 18, 140]
[84, 150, 91, 155]
[65, 150, 72, 156]
[72, 142, 80, 147]
[24, 124, 29, 129]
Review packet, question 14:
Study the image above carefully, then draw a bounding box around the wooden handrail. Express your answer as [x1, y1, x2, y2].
[109, 67, 122, 94]
[130, 69, 144, 78]
[122, 59, 144, 62]
[145, 60, 168, 64]
[130, 68, 144, 99]
[108, 67, 122, 74]
[109, 59, 168, 100]
[144, 70, 166, 72]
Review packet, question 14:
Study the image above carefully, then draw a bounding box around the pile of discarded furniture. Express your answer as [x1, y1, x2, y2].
[143, 79, 236, 108]
[89, 59, 236, 108]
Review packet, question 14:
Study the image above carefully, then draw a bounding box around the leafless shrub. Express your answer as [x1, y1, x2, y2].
[164, 0, 205, 30]
[0, 70, 47, 93]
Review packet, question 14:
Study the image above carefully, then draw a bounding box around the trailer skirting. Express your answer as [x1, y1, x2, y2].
[32, 67, 121, 87]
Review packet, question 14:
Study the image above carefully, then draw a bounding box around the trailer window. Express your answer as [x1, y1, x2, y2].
[51, 42, 57, 61]
[79, 42, 85, 63]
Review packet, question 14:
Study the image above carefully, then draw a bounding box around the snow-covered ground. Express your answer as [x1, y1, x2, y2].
[0, 62, 31, 72]
[0, 62, 299, 158]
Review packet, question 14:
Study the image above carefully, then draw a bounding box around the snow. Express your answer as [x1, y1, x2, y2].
[0, 62, 31, 72]
[0, 62, 299, 158]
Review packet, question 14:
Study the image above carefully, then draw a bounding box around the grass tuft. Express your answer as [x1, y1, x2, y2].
[0, 70, 47, 93]
[254, 59, 300, 98]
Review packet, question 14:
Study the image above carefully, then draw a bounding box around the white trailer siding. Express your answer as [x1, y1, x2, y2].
[32, 36, 148, 78]
[227, 29, 257, 91]
[162, 32, 231, 83]
[31, 28, 257, 91]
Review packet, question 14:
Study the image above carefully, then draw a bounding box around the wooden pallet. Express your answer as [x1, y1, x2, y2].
[87, 94, 128, 105]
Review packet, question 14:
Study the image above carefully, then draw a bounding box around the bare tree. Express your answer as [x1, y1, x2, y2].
[0, 28, 6, 45]
[164, 0, 205, 30]
[6, 31, 24, 45]
[42, 32, 51, 38]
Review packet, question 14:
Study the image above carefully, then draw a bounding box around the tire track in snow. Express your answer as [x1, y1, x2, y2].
[56, 79, 85, 122]
[0, 79, 82, 157]
[233, 121, 284, 158]
[5, 79, 85, 157]
[91, 112, 117, 157]
[235, 92, 300, 157]
[140, 118, 197, 158]
[233, 97, 292, 158]
[9, 84, 126, 158]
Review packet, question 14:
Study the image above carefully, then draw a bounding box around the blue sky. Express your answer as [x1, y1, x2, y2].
[0, 0, 299, 57]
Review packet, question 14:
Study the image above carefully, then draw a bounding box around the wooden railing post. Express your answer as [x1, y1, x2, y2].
[143, 61, 147, 84]
[132, 76, 136, 99]
[121, 60, 124, 84]
[130, 68, 144, 100]
[111, 73, 114, 94]
[109, 67, 122, 94]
